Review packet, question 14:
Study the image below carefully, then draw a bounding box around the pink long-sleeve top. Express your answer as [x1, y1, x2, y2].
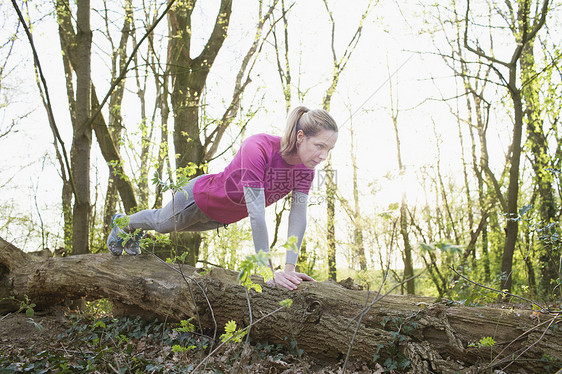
[193, 134, 315, 224]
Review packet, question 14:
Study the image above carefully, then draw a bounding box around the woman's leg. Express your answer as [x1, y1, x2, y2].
[107, 176, 224, 255]
[128, 177, 200, 233]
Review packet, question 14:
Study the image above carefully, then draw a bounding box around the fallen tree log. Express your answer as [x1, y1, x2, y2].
[1, 237, 560, 373]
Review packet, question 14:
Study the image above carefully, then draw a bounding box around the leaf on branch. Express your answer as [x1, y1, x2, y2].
[519, 204, 532, 217]
[220, 320, 247, 343]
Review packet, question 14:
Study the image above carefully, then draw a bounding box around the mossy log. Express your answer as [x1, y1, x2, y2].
[1, 237, 560, 373]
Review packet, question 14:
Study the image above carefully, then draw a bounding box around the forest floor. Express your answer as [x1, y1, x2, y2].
[0, 305, 379, 373]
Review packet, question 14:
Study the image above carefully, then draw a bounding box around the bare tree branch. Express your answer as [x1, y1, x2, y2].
[10, 0, 76, 197]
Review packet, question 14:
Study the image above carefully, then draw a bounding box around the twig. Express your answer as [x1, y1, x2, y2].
[0, 312, 12, 321]
[342, 219, 399, 372]
[9, 0, 75, 197]
[197, 259, 223, 268]
[244, 287, 253, 344]
[449, 266, 555, 313]
[342, 271, 424, 372]
[192, 305, 286, 373]
[108, 363, 121, 374]
[86, 0, 179, 131]
[485, 313, 561, 372]
[449, 266, 561, 371]
[144, 248, 218, 346]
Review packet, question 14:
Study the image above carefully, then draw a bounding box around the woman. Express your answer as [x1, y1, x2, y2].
[107, 106, 338, 290]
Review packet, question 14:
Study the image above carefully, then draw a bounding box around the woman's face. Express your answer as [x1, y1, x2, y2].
[296, 129, 338, 169]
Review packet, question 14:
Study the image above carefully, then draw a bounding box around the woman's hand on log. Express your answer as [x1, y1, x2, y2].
[267, 264, 315, 290]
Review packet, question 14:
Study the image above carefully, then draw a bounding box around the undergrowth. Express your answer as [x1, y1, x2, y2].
[0, 309, 331, 373]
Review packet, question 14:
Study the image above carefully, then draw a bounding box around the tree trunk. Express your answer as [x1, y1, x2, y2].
[1, 237, 560, 373]
[521, 40, 560, 296]
[56, 0, 138, 219]
[103, 0, 133, 237]
[91, 89, 138, 213]
[167, 0, 232, 265]
[61, 178, 73, 251]
[400, 200, 415, 294]
[390, 79, 414, 295]
[501, 87, 523, 293]
[168, 0, 232, 172]
[152, 71, 171, 210]
[131, 22, 152, 210]
[350, 125, 367, 271]
[71, 0, 92, 255]
[320, 1, 373, 281]
[325, 155, 337, 281]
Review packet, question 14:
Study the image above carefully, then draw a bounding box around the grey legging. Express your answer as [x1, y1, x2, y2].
[127, 176, 223, 233]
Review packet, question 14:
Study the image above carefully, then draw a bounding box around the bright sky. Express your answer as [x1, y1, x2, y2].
[0, 0, 541, 264]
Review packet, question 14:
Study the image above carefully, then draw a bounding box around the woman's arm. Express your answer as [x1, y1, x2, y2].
[281, 191, 315, 286]
[243, 186, 269, 254]
[243, 187, 314, 290]
[286, 190, 308, 265]
[270, 190, 315, 289]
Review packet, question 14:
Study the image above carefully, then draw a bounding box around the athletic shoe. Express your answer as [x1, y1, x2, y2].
[123, 230, 143, 255]
[107, 213, 126, 255]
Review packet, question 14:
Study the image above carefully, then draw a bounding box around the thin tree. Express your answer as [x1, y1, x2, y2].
[11, 0, 74, 251]
[130, 17, 153, 210]
[463, 0, 550, 292]
[520, 21, 559, 295]
[100, 0, 134, 237]
[322, 0, 376, 281]
[143, 1, 173, 210]
[69, 0, 92, 254]
[450, 3, 496, 282]
[349, 122, 367, 270]
[388, 69, 415, 294]
[335, 116, 367, 271]
[166, 0, 279, 264]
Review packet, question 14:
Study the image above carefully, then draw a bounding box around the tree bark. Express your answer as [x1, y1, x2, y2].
[500, 81, 523, 294]
[1, 237, 560, 373]
[70, 0, 92, 255]
[166, 0, 232, 265]
[91, 89, 138, 213]
[520, 39, 560, 296]
[350, 125, 367, 271]
[390, 84, 415, 295]
[102, 0, 133, 236]
[325, 155, 337, 281]
[56, 0, 138, 219]
[321, 0, 373, 282]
